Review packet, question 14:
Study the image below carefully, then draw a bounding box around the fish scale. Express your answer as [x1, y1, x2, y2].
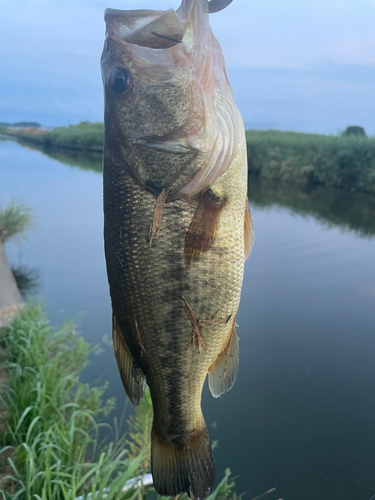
[102, 1, 252, 498]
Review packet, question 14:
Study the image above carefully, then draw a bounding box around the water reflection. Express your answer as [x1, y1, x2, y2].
[6, 138, 103, 173]
[11, 264, 40, 297]
[248, 174, 375, 238]
[28, 143, 375, 239]
[36, 146, 103, 173]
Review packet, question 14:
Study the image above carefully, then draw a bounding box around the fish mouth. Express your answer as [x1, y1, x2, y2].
[104, 1, 234, 50]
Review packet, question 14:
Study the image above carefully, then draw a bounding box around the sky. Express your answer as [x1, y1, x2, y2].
[1, 0, 375, 134]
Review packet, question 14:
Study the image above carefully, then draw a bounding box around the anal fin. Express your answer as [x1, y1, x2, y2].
[208, 326, 239, 398]
[112, 314, 146, 406]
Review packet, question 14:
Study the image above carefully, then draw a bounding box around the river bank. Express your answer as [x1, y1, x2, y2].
[246, 129, 375, 194]
[3, 122, 375, 196]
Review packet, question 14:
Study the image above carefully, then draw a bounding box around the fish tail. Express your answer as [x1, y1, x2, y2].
[151, 423, 215, 500]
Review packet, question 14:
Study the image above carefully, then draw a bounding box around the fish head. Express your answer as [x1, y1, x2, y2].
[101, 0, 242, 199]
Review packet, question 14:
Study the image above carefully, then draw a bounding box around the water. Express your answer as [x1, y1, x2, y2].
[2, 139, 375, 500]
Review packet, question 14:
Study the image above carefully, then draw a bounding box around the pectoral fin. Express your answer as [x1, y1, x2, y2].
[244, 198, 254, 260]
[112, 314, 146, 406]
[208, 326, 239, 398]
[184, 190, 227, 267]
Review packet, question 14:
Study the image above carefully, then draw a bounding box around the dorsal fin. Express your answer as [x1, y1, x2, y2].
[112, 314, 146, 406]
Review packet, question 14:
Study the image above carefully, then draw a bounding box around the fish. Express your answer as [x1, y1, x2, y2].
[101, 0, 254, 498]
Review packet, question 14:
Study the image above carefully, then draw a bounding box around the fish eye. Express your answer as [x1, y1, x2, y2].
[108, 67, 132, 95]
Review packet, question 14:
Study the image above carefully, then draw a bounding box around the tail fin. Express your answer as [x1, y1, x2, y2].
[151, 425, 215, 500]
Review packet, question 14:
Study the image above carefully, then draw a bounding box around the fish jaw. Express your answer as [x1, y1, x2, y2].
[101, 0, 243, 201]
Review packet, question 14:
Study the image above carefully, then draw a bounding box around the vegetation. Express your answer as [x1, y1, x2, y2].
[0, 201, 36, 245]
[246, 129, 375, 195]
[13, 122, 103, 153]
[0, 305, 236, 500]
[341, 126, 367, 137]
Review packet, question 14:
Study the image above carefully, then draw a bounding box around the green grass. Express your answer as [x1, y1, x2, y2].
[0, 305, 237, 500]
[246, 129, 375, 194]
[0, 201, 36, 245]
[0, 304, 132, 499]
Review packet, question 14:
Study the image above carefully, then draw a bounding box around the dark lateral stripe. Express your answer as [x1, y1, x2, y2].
[184, 191, 227, 267]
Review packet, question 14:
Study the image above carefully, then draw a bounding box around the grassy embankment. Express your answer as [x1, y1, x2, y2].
[4, 122, 375, 195]
[246, 130, 375, 195]
[1, 122, 103, 153]
[0, 305, 235, 499]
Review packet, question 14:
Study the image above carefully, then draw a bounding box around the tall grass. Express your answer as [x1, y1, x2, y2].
[0, 305, 237, 500]
[0, 201, 36, 245]
[0, 304, 136, 499]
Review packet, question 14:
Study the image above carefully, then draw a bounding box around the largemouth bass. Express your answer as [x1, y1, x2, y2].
[101, 0, 253, 498]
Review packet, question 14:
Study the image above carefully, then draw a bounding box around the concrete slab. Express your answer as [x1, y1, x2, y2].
[0, 241, 24, 328]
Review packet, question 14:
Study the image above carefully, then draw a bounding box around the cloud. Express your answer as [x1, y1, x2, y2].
[1, 0, 375, 132]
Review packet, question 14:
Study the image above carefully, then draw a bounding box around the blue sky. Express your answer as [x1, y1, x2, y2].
[1, 0, 375, 134]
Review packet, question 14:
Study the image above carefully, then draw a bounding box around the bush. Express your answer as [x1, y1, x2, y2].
[341, 126, 367, 137]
